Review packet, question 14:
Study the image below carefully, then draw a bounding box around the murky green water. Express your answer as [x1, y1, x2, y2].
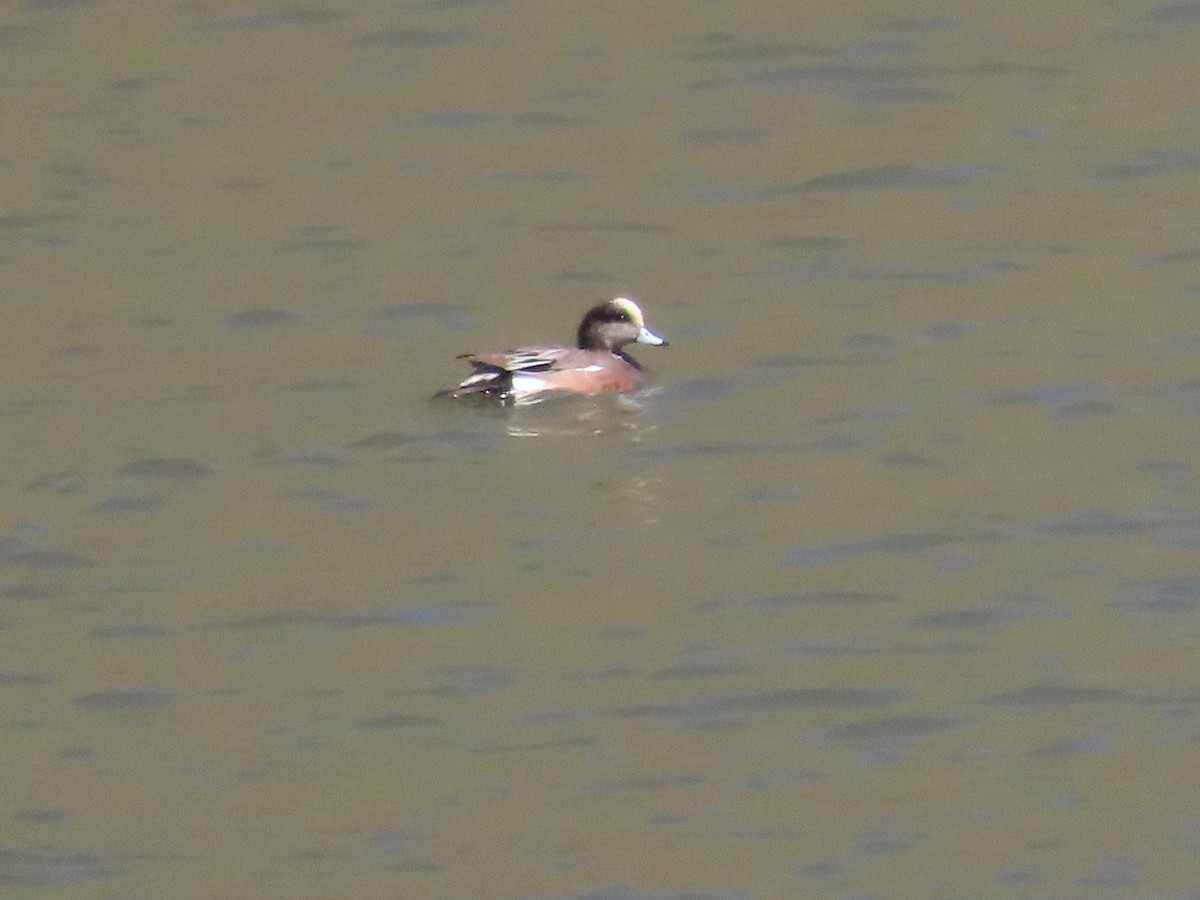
[3, 1, 1200, 897]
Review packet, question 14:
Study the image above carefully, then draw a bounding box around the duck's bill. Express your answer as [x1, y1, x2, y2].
[636, 326, 667, 346]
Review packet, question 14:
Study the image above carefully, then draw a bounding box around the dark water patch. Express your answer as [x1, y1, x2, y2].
[222, 308, 303, 331]
[419, 664, 517, 697]
[633, 441, 802, 462]
[266, 448, 346, 470]
[791, 531, 965, 567]
[851, 258, 1024, 284]
[984, 684, 1128, 705]
[375, 301, 467, 320]
[761, 234, 858, 251]
[404, 109, 585, 130]
[877, 451, 943, 470]
[984, 380, 1105, 411]
[1118, 576, 1200, 613]
[192, 9, 341, 31]
[826, 715, 954, 742]
[27, 470, 89, 493]
[284, 225, 359, 254]
[845, 331, 899, 353]
[1011, 121, 1052, 141]
[218, 177, 268, 192]
[351, 430, 422, 449]
[92, 496, 161, 517]
[1034, 510, 1179, 537]
[1029, 735, 1111, 758]
[1078, 855, 1140, 886]
[649, 662, 748, 680]
[477, 167, 589, 185]
[53, 164, 108, 190]
[908, 606, 1010, 628]
[11, 807, 69, 824]
[281, 377, 359, 393]
[1147, 2, 1200, 26]
[91, 621, 173, 639]
[1050, 399, 1122, 421]
[747, 63, 924, 91]
[1139, 245, 1200, 265]
[745, 352, 877, 370]
[0, 25, 37, 48]
[875, 16, 964, 33]
[353, 27, 474, 50]
[843, 84, 953, 105]
[857, 825, 920, 856]
[1091, 148, 1200, 180]
[567, 888, 750, 900]
[0, 847, 123, 886]
[474, 735, 597, 754]
[537, 220, 669, 235]
[737, 770, 820, 795]
[763, 163, 980, 196]
[0, 670, 50, 686]
[610, 687, 901, 719]
[695, 590, 899, 615]
[680, 126, 770, 146]
[353, 427, 500, 459]
[922, 320, 975, 341]
[73, 688, 173, 711]
[204, 602, 495, 631]
[0, 548, 96, 570]
[119, 456, 214, 479]
[370, 300, 477, 335]
[1151, 377, 1200, 397]
[554, 269, 613, 284]
[355, 712, 441, 730]
[282, 488, 373, 515]
[24, 0, 100, 11]
[109, 75, 164, 93]
[801, 433, 877, 455]
[420, 0, 507, 9]
[689, 33, 817, 62]
[0, 583, 56, 600]
[579, 772, 705, 794]
[0, 213, 57, 230]
[653, 378, 738, 403]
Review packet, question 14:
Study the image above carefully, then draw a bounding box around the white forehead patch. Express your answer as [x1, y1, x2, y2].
[610, 296, 645, 327]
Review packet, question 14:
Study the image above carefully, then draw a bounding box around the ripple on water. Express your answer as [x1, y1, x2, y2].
[610, 687, 903, 720]
[72, 688, 173, 712]
[355, 713, 442, 731]
[221, 308, 303, 331]
[118, 457, 214, 479]
[92, 496, 162, 518]
[351, 28, 475, 50]
[694, 590, 900, 615]
[762, 163, 981, 196]
[983, 684, 1129, 706]
[0, 848, 124, 887]
[0, 544, 96, 570]
[824, 715, 956, 743]
[1117, 576, 1200, 613]
[189, 9, 340, 31]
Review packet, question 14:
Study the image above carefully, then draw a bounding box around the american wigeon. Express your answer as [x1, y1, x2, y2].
[441, 296, 668, 405]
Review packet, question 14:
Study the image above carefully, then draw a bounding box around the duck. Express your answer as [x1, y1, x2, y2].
[441, 296, 667, 406]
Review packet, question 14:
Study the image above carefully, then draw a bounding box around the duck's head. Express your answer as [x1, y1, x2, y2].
[577, 296, 667, 352]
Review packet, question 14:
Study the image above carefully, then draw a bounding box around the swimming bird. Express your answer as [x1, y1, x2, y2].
[442, 296, 667, 406]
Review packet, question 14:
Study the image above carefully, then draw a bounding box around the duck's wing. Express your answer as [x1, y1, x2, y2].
[460, 345, 576, 373]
